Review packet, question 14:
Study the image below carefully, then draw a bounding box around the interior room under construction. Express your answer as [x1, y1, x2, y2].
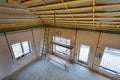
[0, 0, 120, 80]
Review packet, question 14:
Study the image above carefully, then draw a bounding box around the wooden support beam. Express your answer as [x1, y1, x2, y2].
[45, 22, 120, 28]
[37, 11, 120, 17]
[0, 18, 40, 24]
[28, 0, 92, 10]
[40, 17, 120, 21]
[92, 0, 95, 28]
[32, 4, 120, 14]
[43, 20, 120, 24]
[0, 6, 30, 12]
[0, 22, 42, 30]
[61, 0, 78, 28]
[0, 12, 35, 16]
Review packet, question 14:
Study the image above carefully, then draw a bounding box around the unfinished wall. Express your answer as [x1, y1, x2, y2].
[32, 28, 44, 57]
[75, 31, 100, 69]
[49, 28, 76, 59]
[93, 33, 120, 77]
[48, 27, 120, 78]
[0, 28, 44, 79]
[0, 33, 13, 79]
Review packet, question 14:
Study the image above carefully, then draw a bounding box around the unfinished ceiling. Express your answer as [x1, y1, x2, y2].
[0, 0, 120, 31]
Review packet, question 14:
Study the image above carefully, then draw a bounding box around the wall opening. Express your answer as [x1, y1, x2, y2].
[100, 47, 120, 74]
[53, 36, 71, 56]
[78, 45, 90, 64]
[11, 40, 31, 60]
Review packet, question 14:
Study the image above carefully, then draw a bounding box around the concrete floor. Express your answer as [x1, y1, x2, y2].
[6, 58, 110, 80]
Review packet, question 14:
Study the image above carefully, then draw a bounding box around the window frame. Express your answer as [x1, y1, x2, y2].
[52, 36, 71, 56]
[53, 44, 70, 55]
[78, 44, 91, 65]
[99, 47, 120, 74]
[11, 40, 31, 60]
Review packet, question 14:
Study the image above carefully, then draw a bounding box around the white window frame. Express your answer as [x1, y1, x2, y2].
[78, 44, 91, 65]
[53, 36, 71, 56]
[11, 40, 31, 60]
[99, 47, 120, 74]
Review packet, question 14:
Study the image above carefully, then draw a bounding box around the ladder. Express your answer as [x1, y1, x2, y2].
[41, 27, 50, 58]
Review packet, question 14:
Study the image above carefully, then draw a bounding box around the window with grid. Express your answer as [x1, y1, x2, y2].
[100, 47, 120, 74]
[53, 36, 71, 55]
[11, 41, 31, 60]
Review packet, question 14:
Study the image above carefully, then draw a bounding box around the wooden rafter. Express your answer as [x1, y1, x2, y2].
[0, 0, 120, 30]
[28, 0, 92, 10]
[61, 0, 78, 27]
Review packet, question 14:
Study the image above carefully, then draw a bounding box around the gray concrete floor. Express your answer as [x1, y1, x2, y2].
[7, 59, 110, 80]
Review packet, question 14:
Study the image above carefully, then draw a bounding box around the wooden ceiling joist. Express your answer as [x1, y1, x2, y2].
[0, 12, 36, 16]
[28, 0, 92, 10]
[37, 12, 120, 17]
[32, 3, 120, 14]
[0, 0, 120, 31]
[40, 17, 120, 21]
[43, 20, 120, 24]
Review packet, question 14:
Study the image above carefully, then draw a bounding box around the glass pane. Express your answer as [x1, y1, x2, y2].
[79, 45, 90, 63]
[100, 47, 120, 73]
[22, 41, 31, 54]
[53, 45, 70, 55]
[53, 36, 71, 45]
[11, 43, 23, 59]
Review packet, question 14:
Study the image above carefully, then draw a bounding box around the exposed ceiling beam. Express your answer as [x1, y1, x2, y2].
[0, 6, 29, 11]
[61, 0, 78, 28]
[41, 18, 93, 20]
[40, 17, 120, 21]
[0, 18, 40, 24]
[39, 13, 92, 17]
[37, 12, 120, 17]
[45, 22, 120, 28]
[32, 3, 120, 14]
[33, 7, 92, 14]
[0, 22, 43, 29]
[0, 12, 35, 16]
[0, 12, 39, 18]
[43, 20, 120, 24]
[0, 18, 40, 20]
[27, 0, 92, 10]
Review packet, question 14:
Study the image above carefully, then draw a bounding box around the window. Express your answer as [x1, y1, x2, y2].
[11, 41, 31, 59]
[53, 37, 71, 55]
[78, 45, 90, 64]
[53, 45, 70, 55]
[53, 36, 70, 45]
[100, 47, 120, 74]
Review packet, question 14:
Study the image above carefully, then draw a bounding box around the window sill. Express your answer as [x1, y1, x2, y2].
[15, 53, 31, 60]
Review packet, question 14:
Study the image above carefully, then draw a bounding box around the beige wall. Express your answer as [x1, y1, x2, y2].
[76, 31, 100, 69]
[49, 28, 76, 42]
[93, 33, 120, 77]
[0, 27, 119, 79]
[0, 28, 44, 79]
[0, 33, 13, 79]
[48, 28, 120, 77]
[49, 28, 76, 59]
[33, 28, 44, 57]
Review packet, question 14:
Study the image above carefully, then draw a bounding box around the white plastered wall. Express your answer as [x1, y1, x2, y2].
[49, 28, 76, 60]
[0, 33, 13, 79]
[32, 28, 44, 57]
[0, 28, 44, 79]
[49, 28, 120, 78]
[75, 30, 100, 69]
[93, 33, 120, 77]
